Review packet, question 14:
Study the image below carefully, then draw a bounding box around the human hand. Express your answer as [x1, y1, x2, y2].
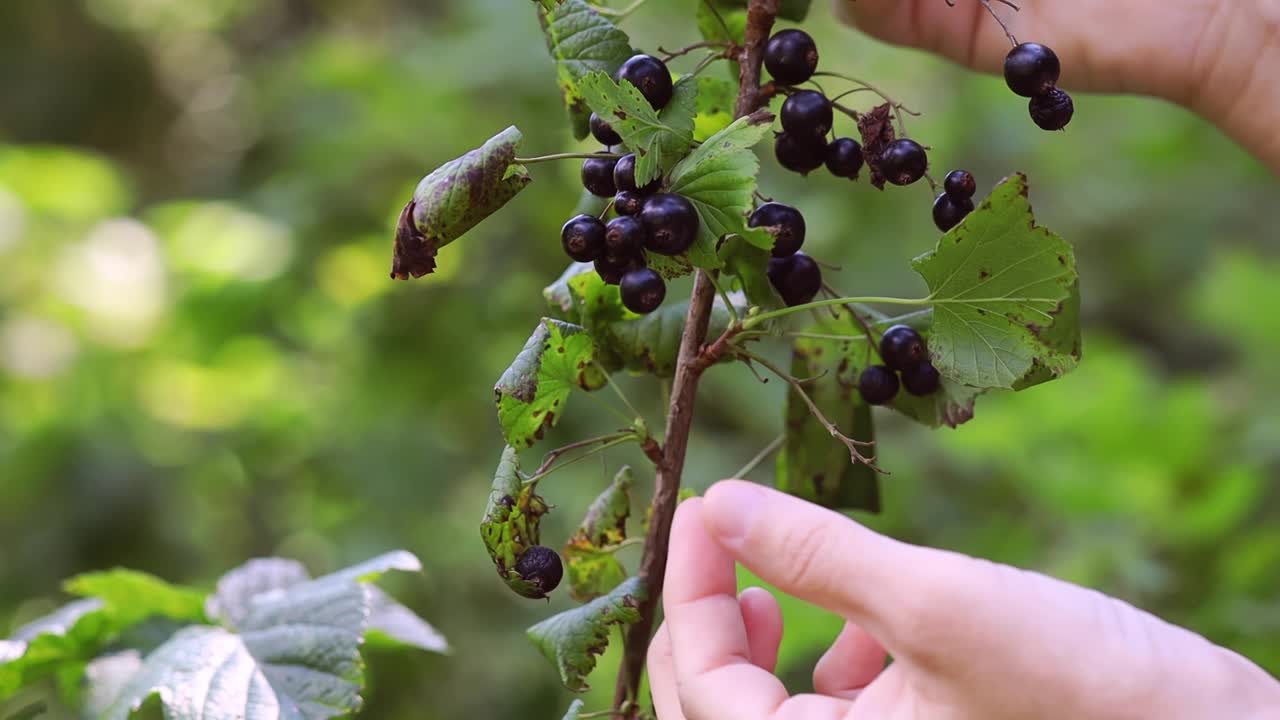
[835, 0, 1280, 171]
[648, 480, 1280, 719]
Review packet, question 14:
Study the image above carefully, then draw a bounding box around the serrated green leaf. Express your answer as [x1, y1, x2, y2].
[540, 0, 633, 139]
[480, 447, 555, 599]
[564, 467, 633, 601]
[527, 577, 646, 692]
[562, 699, 586, 720]
[495, 319, 607, 449]
[693, 76, 738, 142]
[65, 571, 208, 627]
[579, 73, 697, 188]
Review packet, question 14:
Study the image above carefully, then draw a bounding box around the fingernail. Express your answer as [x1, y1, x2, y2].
[705, 481, 765, 546]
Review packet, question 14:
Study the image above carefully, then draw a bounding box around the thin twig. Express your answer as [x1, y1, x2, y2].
[658, 41, 733, 62]
[700, 0, 734, 39]
[526, 432, 636, 483]
[732, 434, 786, 478]
[515, 152, 622, 164]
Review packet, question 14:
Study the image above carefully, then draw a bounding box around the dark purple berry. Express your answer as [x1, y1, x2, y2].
[614, 153, 660, 194]
[605, 216, 647, 256]
[639, 193, 698, 256]
[616, 54, 674, 110]
[879, 324, 928, 371]
[514, 546, 563, 598]
[781, 90, 833, 138]
[878, 139, 928, 186]
[774, 132, 828, 175]
[764, 29, 819, 86]
[590, 112, 622, 146]
[620, 267, 666, 314]
[594, 252, 643, 285]
[858, 365, 900, 406]
[1004, 42, 1062, 98]
[826, 137, 864, 180]
[932, 193, 975, 233]
[1029, 88, 1074, 131]
[561, 214, 606, 263]
[901, 362, 942, 396]
[767, 252, 822, 307]
[748, 202, 806, 258]
[943, 170, 976, 199]
[614, 191, 644, 217]
[582, 154, 619, 197]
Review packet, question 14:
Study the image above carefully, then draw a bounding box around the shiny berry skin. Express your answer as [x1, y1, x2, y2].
[614, 191, 644, 217]
[594, 252, 642, 285]
[781, 90, 833, 138]
[774, 132, 828, 175]
[878, 139, 928, 186]
[767, 252, 822, 307]
[879, 324, 928, 371]
[1029, 88, 1075, 130]
[826, 137, 864, 179]
[1004, 43, 1062, 98]
[639, 193, 698, 255]
[605, 216, 646, 256]
[514, 545, 563, 598]
[932, 193, 975, 232]
[590, 112, 622, 146]
[764, 29, 818, 86]
[901, 361, 942, 396]
[858, 365, 900, 406]
[614, 153, 660, 194]
[620, 267, 666, 314]
[748, 202, 806, 258]
[561, 214, 606, 262]
[943, 170, 976, 199]
[582, 154, 619, 197]
[616, 54, 674, 110]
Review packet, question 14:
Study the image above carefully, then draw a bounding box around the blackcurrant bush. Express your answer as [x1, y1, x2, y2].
[943, 169, 976, 199]
[616, 54, 674, 110]
[605, 216, 646, 256]
[594, 252, 643, 285]
[620, 267, 666, 314]
[582, 154, 619, 197]
[614, 191, 644, 217]
[901, 361, 942, 397]
[561, 214, 606, 263]
[514, 545, 563, 598]
[767, 252, 822, 307]
[1029, 88, 1075, 131]
[590, 112, 622, 146]
[639, 193, 698, 255]
[781, 90, 834, 138]
[774, 132, 828, 175]
[1004, 42, 1062, 98]
[764, 29, 819, 86]
[858, 365, 900, 406]
[748, 202, 806, 258]
[614, 153, 660, 194]
[879, 324, 928, 371]
[825, 137, 864, 180]
[932, 193, 975, 233]
[878, 139, 928, 186]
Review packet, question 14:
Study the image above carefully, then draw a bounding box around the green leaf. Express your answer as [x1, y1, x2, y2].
[537, 0, 563, 10]
[539, 0, 633, 139]
[495, 318, 607, 449]
[693, 76, 738, 142]
[696, 0, 746, 43]
[579, 73, 697, 188]
[527, 577, 647, 692]
[393, 126, 531, 279]
[480, 447, 555, 599]
[778, 0, 813, 20]
[912, 173, 1080, 389]
[65, 571, 207, 627]
[720, 236, 781, 312]
[562, 699, 586, 720]
[564, 467, 633, 601]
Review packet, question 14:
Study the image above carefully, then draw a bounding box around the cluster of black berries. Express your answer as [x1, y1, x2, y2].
[751, 202, 822, 307]
[932, 169, 978, 232]
[858, 325, 941, 405]
[1004, 43, 1074, 131]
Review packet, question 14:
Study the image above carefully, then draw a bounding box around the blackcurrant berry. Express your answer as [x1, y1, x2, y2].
[639, 193, 699, 256]
[614, 191, 644, 217]
[901, 361, 942, 397]
[764, 29, 819, 86]
[590, 112, 622, 146]
[858, 365, 900, 406]
[943, 170, 977, 199]
[514, 545, 563, 598]
[932, 193, 975, 233]
[616, 54, 674, 110]
[595, 252, 643, 285]
[614, 153, 660, 194]
[878, 139, 928, 186]
[605, 216, 646, 256]
[620, 267, 666, 314]
[781, 90, 833, 138]
[561, 214, 606, 263]
[879, 324, 928, 371]
[1004, 42, 1062, 98]
[774, 132, 828, 175]
[582, 154, 619, 197]
[1029, 88, 1075, 131]
[748, 202, 806, 258]
[767, 252, 822, 307]
[825, 137, 864, 180]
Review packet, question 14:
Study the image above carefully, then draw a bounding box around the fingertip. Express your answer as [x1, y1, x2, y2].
[702, 479, 767, 546]
[738, 586, 783, 673]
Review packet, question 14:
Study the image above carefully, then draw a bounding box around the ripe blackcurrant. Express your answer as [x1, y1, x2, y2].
[614, 191, 644, 217]
[1029, 88, 1075, 131]
[590, 112, 622, 146]
[748, 202, 806, 258]
[901, 361, 942, 396]
[858, 365, 900, 406]
[764, 29, 819, 86]
[932, 193, 975, 232]
[514, 545, 563, 598]
[616, 54, 674, 110]
[825, 137, 864, 180]
[879, 324, 928, 371]
[594, 252, 643, 285]
[605, 216, 646, 256]
[561, 214, 606, 263]
[943, 169, 976, 199]
[767, 252, 822, 307]
[614, 153, 660, 194]
[781, 90, 833, 138]
[878, 139, 928, 186]
[1004, 42, 1062, 98]
[639, 193, 699, 256]
[582, 154, 619, 197]
[620, 267, 666, 314]
[774, 132, 827, 175]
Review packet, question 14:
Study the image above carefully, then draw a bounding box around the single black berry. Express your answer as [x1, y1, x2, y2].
[774, 132, 828, 175]
[825, 137, 864, 180]
[590, 112, 622, 146]
[614, 191, 644, 217]
[748, 202, 806, 258]
[767, 252, 822, 307]
[639, 193, 698, 255]
[943, 170, 976, 199]
[1004, 43, 1062, 98]
[878, 139, 928, 186]
[605, 216, 646, 256]
[616, 54, 674, 110]
[582, 154, 619, 197]
[620, 267, 666, 314]
[879, 324, 928, 371]
[1029, 88, 1075, 131]
[764, 29, 819, 86]
[932, 193, 975, 232]
[614, 153, 660, 194]
[514, 545, 563, 598]
[561, 214, 606, 263]
[781, 90, 834, 138]
[595, 252, 643, 285]
[858, 365, 900, 406]
[901, 361, 942, 397]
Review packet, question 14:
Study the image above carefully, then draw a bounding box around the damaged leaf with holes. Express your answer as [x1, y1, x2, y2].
[579, 72, 698, 188]
[495, 318, 607, 449]
[527, 577, 646, 691]
[564, 467, 634, 601]
[481, 446, 556, 599]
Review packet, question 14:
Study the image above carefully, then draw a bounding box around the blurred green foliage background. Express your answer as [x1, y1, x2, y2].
[1, 1, 1277, 717]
